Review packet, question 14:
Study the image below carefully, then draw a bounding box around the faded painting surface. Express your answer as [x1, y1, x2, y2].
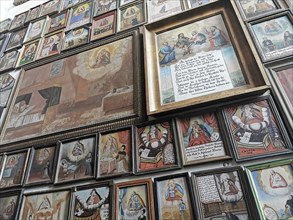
[3, 36, 134, 142]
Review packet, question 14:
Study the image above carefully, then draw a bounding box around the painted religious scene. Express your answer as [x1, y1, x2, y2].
[238, 0, 277, 19]
[250, 164, 293, 219]
[118, 185, 149, 220]
[72, 186, 110, 220]
[224, 99, 288, 160]
[136, 122, 177, 173]
[0, 194, 19, 220]
[147, 0, 182, 22]
[276, 67, 293, 107]
[195, 171, 249, 219]
[98, 129, 131, 178]
[55, 137, 95, 183]
[156, 14, 246, 105]
[19, 191, 70, 219]
[156, 177, 194, 219]
[2, 35, 134, 143]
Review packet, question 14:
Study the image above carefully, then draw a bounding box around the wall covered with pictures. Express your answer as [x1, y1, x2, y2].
[0, 0, 292, 219]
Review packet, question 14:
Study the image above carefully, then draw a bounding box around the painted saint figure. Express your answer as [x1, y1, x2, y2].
[159, 42, 176, 65]
[269, 170, 288, 188]
[208, 26, 229, 48]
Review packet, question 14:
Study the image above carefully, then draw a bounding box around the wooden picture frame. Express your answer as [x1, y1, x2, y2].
[221, 94, 292, 162]
[93, 0, 117, 17]
[0, 19, 12, 34]
[0, 189, 22, 220]
[46, 10, 69, 34]
[191, 166, 258, 220]
[61, 0, 87, 11]
[114, 178, 155, 220]
[245, 159, 293, 220]
[62, 26, 90, 50]
[9, 11, 28, 31]
[39, 0, 61, 17]
[18, 189, 71, 219]
[0, 33, 10, 57]
[70, 181, 113, 219]
[24, 145, 57, 186]
[97, 126, 133, 179]
[154, 173, 195, 220]
[185, 0, 217, 9]
[37, 30, 63, 60]
[0, 149, 30, 189]
[0, 50, 19, 73]
[235, 0, 281, 21]
[248, 11, 293, 62]
[25, 6, 41, 23]
[2, 30, 144, 147]
[143, 0, 268, 115]
[90, 11, 116, 42]
[147, 0, 183, 23]
[176, 110, 231, 166]
[66, 1, 93, 30]
[54, 135, 97, 184]
[134, 119, 180, 175]
[117, 1, 146, 32]
[5, 27, 27, 52]
[16, 39, 40, 67]
[23, 17, 48, 43]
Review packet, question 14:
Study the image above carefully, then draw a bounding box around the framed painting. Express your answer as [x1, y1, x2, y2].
[0, 149, 30, 189]
[0, 33, 10, 57]
[62, 26, 90, 50]
[94, 0, 117, 17]
[185, 0, 217, 9]
[18, 189, 71, 219]
[191, 166, 257, 220]
[134, 120, 180, 174]
[25, 6, 41, 23]
[90, 11, 116, 41]
[0, 19, 12, 34]
[97, 127, 132, 179]
[23, 17, 48, 43]
[55, 135, 96, 184]
[66, 1, 93, 30]
[154, 173, 195, 220]
[5, 27, 27, 51]
[24, 145, 57, 186]
[245, 159, 293, 220]
[176, 110, 230, 166]
[119, 0, 137, 7]
[147, 0, 183, 23]
[117, 2, 146, 32]
[144, 0, 268, 115]
[0, 70, 22, 131]
[0, 50, 19, 72]
[0, 190, 22, 220]
[37, 30, 63, 59]
[39, 0, 61, 17]
[9, 11, 28, 31]
[16, 39, 40, 67]
[235, 0, 280, 21]
[248, 12, 293, 62]
[61, 0, 87, 10]
[46, 10, 69, 34]
[222, 95, 292, 161]
[2, 30, 143, 145]
[114, 178, 155, 220]
[70, 182, 112, 219]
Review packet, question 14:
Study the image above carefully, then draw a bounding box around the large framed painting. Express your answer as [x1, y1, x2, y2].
[9, 11, 28, 31]
[114, 178, 155, 220]
[245, 159, 293, 220]
[176, 110, 231, 166]
[0, 70, 22, 131]
[5, 27, 27, 52]
[70, 182, 112, 219]
[248, 12, 293, 62]
[16, 39, 40, 67]
[24, 145, 57, 186]
[19, 189, 71, 219]
[94, 0, 117, 17]
[39, 0, 61, 17]
[25, 6, 41, 23]
[0, 19, 12, 34]
[55, 135, 96, 184]
[154, 173, 195, 220]
[0, 50, 19, 73]
[0, 149, 30, 189]
[62, 26, 90, 50]
[143, 0, 268, 115]
[134, 119, 180, 174]
[235, 0, 280, 21]
[222, 95, 292, 161]
[1, 30, 143, 145]
[0, 190, 22, 220]
[66, 1, 93, 30]
[97, 127, 132, 179]
[37, 30, 63, 60]
[191, 166, 257, 220]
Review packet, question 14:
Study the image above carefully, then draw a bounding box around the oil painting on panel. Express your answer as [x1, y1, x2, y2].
[98, 128, 132, 178]
[62, 0, 86, 10]
[47, 11, 68, 34]
[0, 192, 20, 220]
[10, 12, 27, 30]
[19, 190, 70, 219]
[118, 3, 146, 31]
[0, 19, 11, 33]
[147, 0, 182, 22]
[62, 27, 89, 50]
[24, 18, 47, 43]
[17, 40, 40, 66]
[0, 50, 19, 72]
[156, 14, 246, 105]
[223, 99, 289, 160]
[250, 164, 293, 219]
[25, 146, 56, 185]
[25, 6, 41, 23]
[40, 0, 61, 16]
[94, 0, 117, 17]
[91, 11, 116, 41]
[37, 31, 62, 59]
[5, 27, 27, 51]
[67, 1, 93, 30]
[187, 0, 216, 9]
[55, 137, 95, 184]
[275, 66, 293, 107]
[72, 184, 111, 220]
[3, 35, 134, 143]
